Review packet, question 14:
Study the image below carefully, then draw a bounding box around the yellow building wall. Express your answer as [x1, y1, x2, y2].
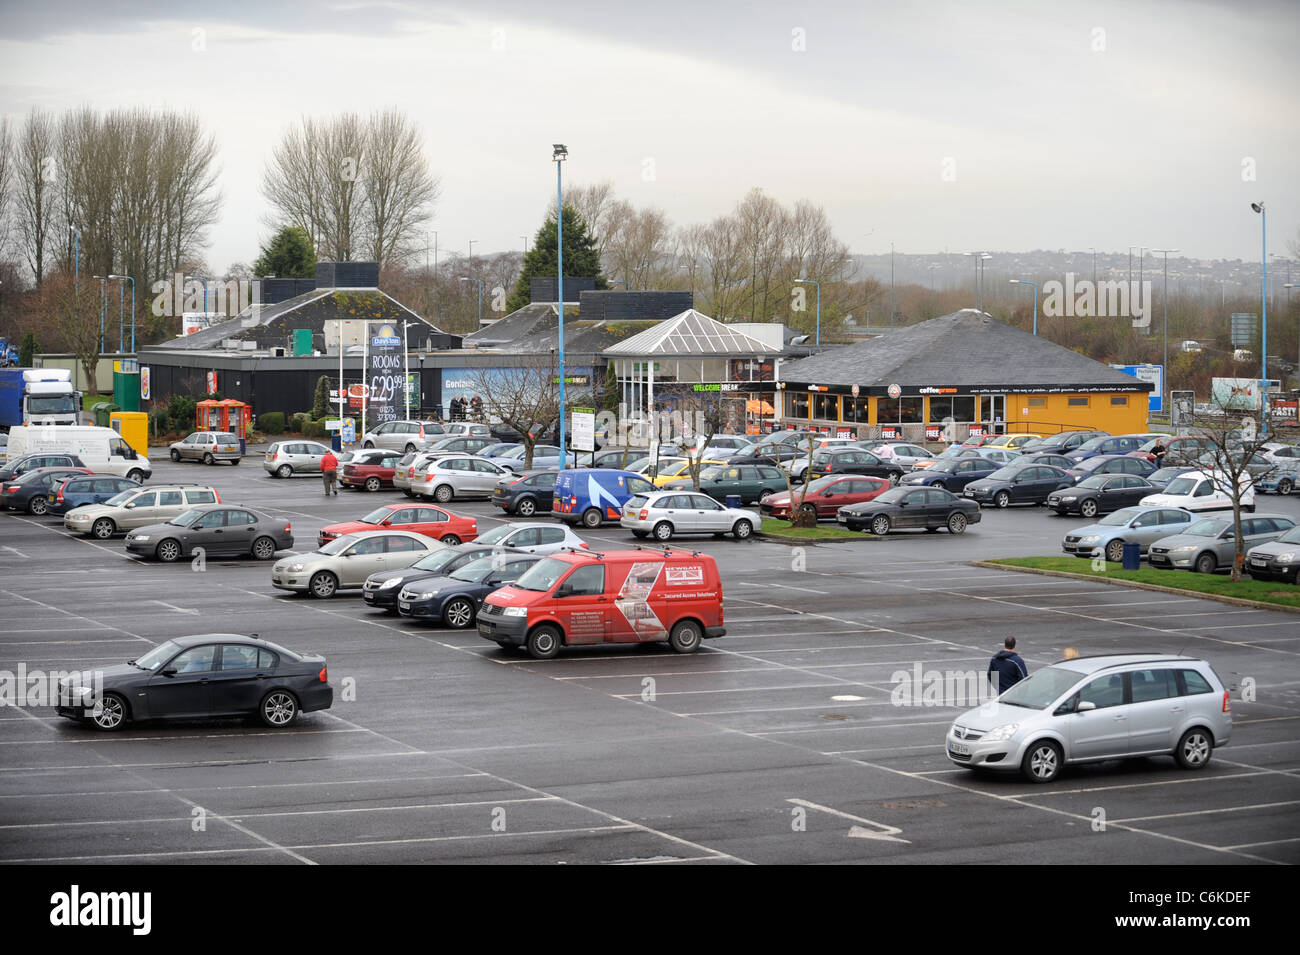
[1003, 393, 1149, 435]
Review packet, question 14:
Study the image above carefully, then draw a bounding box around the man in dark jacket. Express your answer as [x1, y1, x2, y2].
[988, 637, 1028, 694]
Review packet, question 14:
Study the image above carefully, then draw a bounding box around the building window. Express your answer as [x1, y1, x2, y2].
[1110, 396, 1128, 406]
[787, 392, 810, 418]
[1068, 397, 1089, 407]
[877, 397, 924, 424]
[1027, 397, 1046, 408]
[843, 395, 870, 422]
[928, 396, 977, 422]
[813, 393, 838, 421]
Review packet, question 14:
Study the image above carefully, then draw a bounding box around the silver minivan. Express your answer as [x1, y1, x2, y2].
[947, 653, 1233, 783]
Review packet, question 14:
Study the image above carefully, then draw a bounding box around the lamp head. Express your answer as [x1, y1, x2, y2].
[1251, 202, 1264, 214]
[552, 144, 568, 162]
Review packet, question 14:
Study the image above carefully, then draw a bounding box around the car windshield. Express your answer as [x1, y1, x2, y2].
[925, 462, 957, 474]
[1076, 436, 1108, 453]
[1185, 518, 1230, 537]
[1077, 476, 1109, 489]
[699, 466, 726, 480]
[475, 525, 516, 546]
[104, 490, 134, 506]
[168, 508, 204, 526]
[133, 640, 181, 671]
[512, 556, 570, 592]
[873, 487, 909, 504]
[988, 466, 1025, 480]
[450, 556, 497, 583]
[804, 476, 842, 493]
[999, 666, 1086, 709]
[361, 507, 395, 524]
[1098, 508, 1143, 526]
[319, 535, 357, 555]
[1150, 468, 1184, 481]
[1278, 527, 1300, 544]
[1163, 476, 1200, 495]
[411, 549, 466, 572]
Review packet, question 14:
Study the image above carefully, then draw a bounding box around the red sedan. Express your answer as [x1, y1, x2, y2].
[759, 475, 890, 520]
[340, 449, 404, 491]
[318, 503, 478, 547]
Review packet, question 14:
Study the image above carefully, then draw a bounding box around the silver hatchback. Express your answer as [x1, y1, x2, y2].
[263, 440, 334, 478]
[947, 653, 1233, 783]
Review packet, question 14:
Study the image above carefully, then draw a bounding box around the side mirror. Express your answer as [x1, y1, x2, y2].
[1077, 701, 1096, 712]
[125, 502, 136, 509]
[161, 667, 177, 678]
[381, 520, 392, 527]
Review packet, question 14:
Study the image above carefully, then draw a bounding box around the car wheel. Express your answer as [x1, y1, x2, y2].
[364, 476, 382, 492]
[1079, 498, 1099, 518]
[759, 489, 773, 503]
[433, 484, 453, 504]
[1194, 552, 1217, 574]
[526, 624, 562, 660]
[443, 598, 476, 629]
[169, 449, 181, 462]
[27, 496, 48, 515]
[1278, 478, 1294, 495]
[402, 489, 415, 498]
[363, 441, 374, 449]
[947, 512, 967, 535]
[276, 464, 293, 479]
[259, 690, 299, 728]
[252, 536, 277, 560]
[1104, 539, 1125, 563]
[994, 490, 1011, 508]
[309, 571, 339, 598]
[405, 443, 417, 453]
[1021, 739, 1063, 783]
[126, 469, 146, 483]
[516, 497, 537, 517]
[653, 521, 674, 541]
[870, 514, 891, 536]
[888, 470, 902, 485]
[799, 503, 818, 520]
[668, 619, 702, 653]
[91, 517, 116, 539]
[155, 539, 182, 563]
[91, 692, 128, 731]
[203, 452, 215, 465]
[440, 534, 461, 546]
[1174, 728, 1213, 770]
[580, 507, 603, 528]
[1244, 503, 1256, 513]
[631, 530, 648, 539]
[732, 519, 753, 540]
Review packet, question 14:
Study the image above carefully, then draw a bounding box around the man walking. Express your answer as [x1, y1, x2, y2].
[321, 449, 339, 496]
[988, 636, 1028, 694]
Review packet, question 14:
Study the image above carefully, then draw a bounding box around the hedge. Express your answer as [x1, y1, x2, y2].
[259, 411, 285, 435]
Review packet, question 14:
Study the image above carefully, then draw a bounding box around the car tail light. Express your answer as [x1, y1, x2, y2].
[284, 524, 292, 533]
[639, 509, 649, 520]
[580, 542, 589, 549]
[1223, 691, 1231, 714]
[319, 666, 328, 683]
[56, 486, 65, 502]
[212, 443, 218, 451]
[419, 426, 425, 438]
[569, 496, 577, 505]
[5, 485, 18, 493]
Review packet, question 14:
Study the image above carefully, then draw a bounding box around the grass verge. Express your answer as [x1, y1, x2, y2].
[984, 556, 1300, 611]
[758, 518, 871, 542]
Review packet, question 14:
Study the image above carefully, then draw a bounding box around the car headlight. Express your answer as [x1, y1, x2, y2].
[288, 562, 305, 572]
[418, 588, 441, 599]
[1059, 495, 1077, 502]
[1274, 552, 1295, 563]
[379, 578, 402, 590]
[1171, 545, 1196, 554]
[131, 534, 149, 542]
[1078, 535, 1100, 544]
[982, 723, 1020, 742]
[501, 606, 527, 617]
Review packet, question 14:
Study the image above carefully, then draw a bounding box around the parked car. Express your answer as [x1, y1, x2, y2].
[470, 521, 589, 554]
[395, 450, 474, 495]
[1130, 435, 1213, 465]
[358, 419, 444, 452]
[339, 448, 404, 491]
[263, 440, 333, 478]
[898, 456, 998, 492]
[55, 634, 331, 731]
[838, 486, 981, 535]
[1017, 452, 1075, 469]
[620, 489, 757, 541]
[492, 470, 558, 517]
[1045, 475, 1157, 517]
[786, 439, 864, 479]
[441, 422, 492, 438]
[1027, 430, 1108, 456]
[126, 504, 294, 562]
[272, 530, 442, 598]
[1, 466, 92, 514]
[1148, 513, 1296, 573]
[964, 447, 1023, 466]
[552, 468, 660, 528]
[168, 431, 242, 465]
[946, 653, 1232, 782]
[46, 474, 141, 516]
[1061, 505, 1195, 562]
[482, 442, 524, 462]
[319, 502, 477, 548]
[960, 434, 1000, 449]
[868, 441, 936, 469]
[64, 484, 220, 539]
[1244, 524, 1300, 583]
[661, 463, 787, 504]
[1255, 467, 1298, 496]
[0, 452, 87, 483]
[494, 444, 577, 472]
[415, 455, 512, 503]
[1066, 453, 1158, 482]
[806, 447, 904, 483]
[425, 435, 498, 456]
[650, 457, 727, 487]
[3, 425, 150, 481]
[702, 435, 756, 457]
[589, 448, 645, 470]
[1145, 465, 1196, 492]
[983, 433, 1044, 454]
[363, 543, 497, 611]
[1066, 433, 1164, 463]
[397, 553, 544, 628]
[1140, 469, 1256, 513]
[730, 432, 810, 465]
[1194, 448, 1278, 485]
[963, 463, 1074, 508]
[761, 475, 889, 521]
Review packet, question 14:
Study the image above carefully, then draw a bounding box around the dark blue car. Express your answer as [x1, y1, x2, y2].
[47, 474, 141, 515]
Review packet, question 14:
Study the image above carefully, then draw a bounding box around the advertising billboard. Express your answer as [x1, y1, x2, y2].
[367, 323, 404, 425]
[1210, 377, 1260, 411]
[1109, 364, 1163, 413]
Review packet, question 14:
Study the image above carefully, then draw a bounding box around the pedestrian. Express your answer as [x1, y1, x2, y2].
[321, 449, 339, 496]
[988, 637, 1028, 694]
[471, 394, 483, 420]
[1151, 440, 1167, 469]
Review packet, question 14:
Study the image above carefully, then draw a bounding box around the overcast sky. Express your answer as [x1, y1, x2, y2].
[2, 0, 1296, 274]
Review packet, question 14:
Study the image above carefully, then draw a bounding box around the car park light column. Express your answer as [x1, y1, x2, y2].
[554, 143, 568, 471]
[1009, 279, 1038, 336]
[794, 278, 821, 345]
[1251, 202, 1268, 434]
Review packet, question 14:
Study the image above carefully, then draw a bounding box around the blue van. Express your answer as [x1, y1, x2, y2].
[552, 468, 658, 527]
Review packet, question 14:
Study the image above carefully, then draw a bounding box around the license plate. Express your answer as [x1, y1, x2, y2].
[949, 741, 971, 756]
[1251, 558, 1266, 566]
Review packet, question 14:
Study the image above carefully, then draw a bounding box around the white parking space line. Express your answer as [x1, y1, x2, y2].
[1103, 610, 1262, 621]
[1110, 799, 1300, 825]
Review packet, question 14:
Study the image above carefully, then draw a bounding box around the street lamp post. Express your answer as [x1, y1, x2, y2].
[1251, 203, 1268, 432]
[1152, 249, 1178, 410]
[964, 252, 991, 311]
[793, 278, 821, 345]
[928, 263, 939, 291]
[1009, 279, 1039, 335]
[92, 275, 107, 353]
[458, 277, 482, 328]
[553, 144, 568, 470]
[520, 236, 529, 257]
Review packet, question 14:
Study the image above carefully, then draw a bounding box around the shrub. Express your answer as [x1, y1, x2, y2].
[166, 394, 197, 431]
[289, 412, 311, 433]
[312, 377, 331, 419]
[259, 411, 285, 435]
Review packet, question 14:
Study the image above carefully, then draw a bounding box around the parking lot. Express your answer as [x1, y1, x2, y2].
[1, 448, 1298, 864]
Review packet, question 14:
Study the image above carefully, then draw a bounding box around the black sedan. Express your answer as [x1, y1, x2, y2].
[898, 456, 998, 492]
[963, 463, 1074, 508]
[1045, 474, 1157, 517]
[125, 504, 294, 562]
[55, 633, 332, 731]
[363, 543, 496, 611]
[1, 466, 92, 514]
[807, 447, 903, 482]
[1066, 453, 1157, 482]
[397, 553, 541, 628]
[492, 470, 557, 517]
[837, 486, 981, 535]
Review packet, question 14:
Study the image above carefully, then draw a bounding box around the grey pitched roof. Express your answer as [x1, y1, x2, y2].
[779, 309, 1153, 392]
[603, 309, 771, 357]
[460, 302, 576, 348]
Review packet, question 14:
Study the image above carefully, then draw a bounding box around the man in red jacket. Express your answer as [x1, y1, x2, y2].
[321, 450, 339, 495]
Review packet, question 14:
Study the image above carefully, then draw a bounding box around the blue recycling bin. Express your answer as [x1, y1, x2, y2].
[725, 494, 742, 509]
[1121, 541, 1141, 570]
[331, 434, 342, 452]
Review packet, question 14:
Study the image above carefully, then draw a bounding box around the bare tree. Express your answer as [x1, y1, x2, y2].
[465, 360, 562, 469]
[35, 271, 103, 394]
[557, 180, 617, 260]
[361, 110, 439, 266]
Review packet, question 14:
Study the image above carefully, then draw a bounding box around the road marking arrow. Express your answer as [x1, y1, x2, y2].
[787, 798, 909, 843]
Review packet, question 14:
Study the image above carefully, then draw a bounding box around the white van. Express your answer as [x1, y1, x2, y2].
[4, 425, 152, 482]
[1140, 468, 1254, 513]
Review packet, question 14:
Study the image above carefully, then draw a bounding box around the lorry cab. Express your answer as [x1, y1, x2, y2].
[478, 548, 726, 659]
[0, 368, 82, 427]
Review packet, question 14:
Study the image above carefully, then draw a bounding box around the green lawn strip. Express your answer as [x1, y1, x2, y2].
[977, 557, 1300, 613]
[757, 518, 872, 542]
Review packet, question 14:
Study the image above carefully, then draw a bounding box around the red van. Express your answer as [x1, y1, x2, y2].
[478, 548, 726, 659]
